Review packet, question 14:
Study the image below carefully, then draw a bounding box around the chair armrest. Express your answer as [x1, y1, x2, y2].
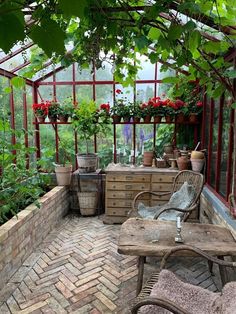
[160, 245, 236, 271]
[128, 190, 171, 218]
[153, 203, 198, 220]
[132, 191, 171, 210]
[131, 296, 188, 314]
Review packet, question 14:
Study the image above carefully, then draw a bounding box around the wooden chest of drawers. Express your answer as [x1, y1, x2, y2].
[104, 166, 180, 224]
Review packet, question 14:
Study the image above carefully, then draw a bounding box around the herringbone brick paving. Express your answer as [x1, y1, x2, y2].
[0, 215, 227, 313]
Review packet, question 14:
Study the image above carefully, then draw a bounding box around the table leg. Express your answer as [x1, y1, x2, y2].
[136, 256, 145, 296]
[218, 256, 228, 286]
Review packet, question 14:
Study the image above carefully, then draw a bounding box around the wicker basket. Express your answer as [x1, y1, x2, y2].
[156, 159, 167, 168]
[76, 153, 98, 173]
[77, 192, 97, 216]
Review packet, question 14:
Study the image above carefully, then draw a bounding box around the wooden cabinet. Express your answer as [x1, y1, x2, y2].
[104, 166, 179, 224]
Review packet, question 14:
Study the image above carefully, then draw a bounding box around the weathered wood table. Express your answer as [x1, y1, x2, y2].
[118, 218, 236, 295]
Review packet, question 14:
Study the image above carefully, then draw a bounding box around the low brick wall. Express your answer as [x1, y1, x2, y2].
[200, 186, 236, 240]
[0, 186, 70, 287]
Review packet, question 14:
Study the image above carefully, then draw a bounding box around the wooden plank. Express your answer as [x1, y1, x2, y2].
[118, 218, 236, 257]
[106, 182, 150, 191]
[106, 174, 151, 182]
[103, 215, 127, 224]
[106, 190, 150, 199]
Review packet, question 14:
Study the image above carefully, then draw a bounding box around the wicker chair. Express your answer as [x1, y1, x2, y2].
[130, 245, 236, 314]
[129, 170, 204, 221]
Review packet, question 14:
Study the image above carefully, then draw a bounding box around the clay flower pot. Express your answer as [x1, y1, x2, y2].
[176, 112, 185, 123]
[143, 115, 151, 123]
[133, 116, 141, 123]
[143, 151, 154, 167]
[189, 113, 198, 123]
[154, 116, 162, 123]
[112, 115, 121, 123]
[177, 156, 189, 170]
[36, 115, 46, 123]
[165, 115, 174, 123]
[190, 158, 205, 172]
[123, 116, 131, 123]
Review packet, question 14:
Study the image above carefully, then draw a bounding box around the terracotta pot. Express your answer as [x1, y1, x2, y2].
[163, 144, 173, 154]
[36, 115, 46, 123]
[176, 112, 185, 123]
[112, 115, 121, 123]
[154, 116, 162, 123]
[189, 113, 198, 123]
[190, 158, 205, 172]
[143, 115, 151, 123]
[143, 151, 154, 167]
[133, 117, 141, 123]
[165, 115, 174, 123]
[55, 164, 72, 186]
[123, 116, 131, 123]
[49, 115, 57, 123]
[177, 156, 189, 170]
[58, 114, 69, 123]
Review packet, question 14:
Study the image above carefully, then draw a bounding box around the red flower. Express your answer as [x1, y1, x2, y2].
[175, 99, 185, 109]
[100, 103, 110, 112]
[115, 89, 122, 94]
[197, 101, 203, 107]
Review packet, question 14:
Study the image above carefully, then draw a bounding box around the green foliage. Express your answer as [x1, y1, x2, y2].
[0, 114, 50, 225]
[72, 100, 110, 154]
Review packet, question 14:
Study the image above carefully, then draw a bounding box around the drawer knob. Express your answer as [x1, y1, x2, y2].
[159, 178, 162, 182]
[112, 202, 116, 206]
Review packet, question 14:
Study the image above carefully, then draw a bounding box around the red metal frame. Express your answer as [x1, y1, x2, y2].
[206, 98, 214, 185]
[215, 95, 224, 192]
[23, 86, 29, 168]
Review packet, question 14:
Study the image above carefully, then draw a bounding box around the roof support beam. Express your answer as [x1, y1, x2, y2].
[0, 68, 33, 85]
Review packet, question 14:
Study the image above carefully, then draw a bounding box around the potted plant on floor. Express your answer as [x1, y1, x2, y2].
[54, 140, 73, 186]
[72, 99, 110, 172]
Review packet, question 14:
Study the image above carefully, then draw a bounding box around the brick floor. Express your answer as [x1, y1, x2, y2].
[0, 215, 228, 313]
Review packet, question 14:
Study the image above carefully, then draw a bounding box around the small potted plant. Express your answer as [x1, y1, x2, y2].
[148, 97, 164, 123]
[58, 97, 75, 122]
[140, 102, 152, 122]
[132, 103, 142, 122]
[188, 101, 203, 123]
[32, 102, 48, 123]
[54, 140, 73, 186]
[162, 99, 177, 122]
[47, 99, 60, 122]
[72, 99, 110, 172]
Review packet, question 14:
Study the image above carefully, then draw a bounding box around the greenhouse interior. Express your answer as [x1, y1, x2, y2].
[0, 1, 236, 313]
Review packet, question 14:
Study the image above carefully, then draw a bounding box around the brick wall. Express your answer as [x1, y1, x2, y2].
[0, 186, 70, 287]
[200, 186, 236, 240]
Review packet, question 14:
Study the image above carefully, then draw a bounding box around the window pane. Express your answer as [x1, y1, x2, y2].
[76, 85, 93, 102]
[209, 99, 220, 188]
[55, 66, 73, 81]
[96, 61, 113, 81]
[95, 85, 113, 105]
[219, 103, 231, 197]
[75, 64, 93, 81]
[38, 86, 53, 101]
[56, 86, 73, 103]
[137, 55, 155, 80]
[136, 83, 154, 103]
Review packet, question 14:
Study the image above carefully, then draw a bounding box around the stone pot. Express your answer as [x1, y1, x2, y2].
[143, 151, 154, 167]
[191, 158, 205, 172]
[76, 153, 98, 173]
[55, 164, 72, 185]
[177, 156, 189, 170]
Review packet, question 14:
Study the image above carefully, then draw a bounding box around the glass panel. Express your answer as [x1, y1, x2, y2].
[136, 83, 154, 103]
[1, 52, 29, 72]
[115, 84, 134, 102]
[38, 85, 54, 101]
[156, 83, 172, 98]
[13, 88, 24, 142]
[56, 86, 73, 103]
[204, 98, 211, 149]
[219, 103, 231, 197]
[136, 55, 155, 80]
[76, 85, 93, 102]
[58, 125, 76, 167]
[55, 66, 73, 81]
[96, 61, 113, 81]
[39, 125, 56, 172]
[95, 85, 113, 105]
[209, 99, 220, 188]
[75, 63, 93, 81]
[157, 63, 176, 80]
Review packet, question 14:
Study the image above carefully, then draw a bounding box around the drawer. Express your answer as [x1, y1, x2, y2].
[106, 190, 150, 199]
[106, 198, 150, 208]
[151, 183, 173, 192]
[106, 207, 130, 216]
[106, 182, 150, 191]
[151, 193, 171, 201]
[152, 174, 177, 183]
[106, 174, 151, 182]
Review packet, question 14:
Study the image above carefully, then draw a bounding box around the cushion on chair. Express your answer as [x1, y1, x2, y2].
[211, 281, 236, 314]
[139, 269, 219, 314]
[138, 182, 196, 220]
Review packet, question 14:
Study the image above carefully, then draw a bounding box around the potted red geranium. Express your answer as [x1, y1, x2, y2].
[32, 102, 48, 123]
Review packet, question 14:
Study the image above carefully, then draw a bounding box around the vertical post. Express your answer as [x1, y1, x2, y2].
[23, 86, 29, 168]
[206, 99, 214, 184]
[10, 86, 16, 155]
[215, 95, 224, 192]
[113, 123, 117, 163]
[33, 84, 41, 159]
[73, 64, 78, 168]
[133, 123, 136, 164]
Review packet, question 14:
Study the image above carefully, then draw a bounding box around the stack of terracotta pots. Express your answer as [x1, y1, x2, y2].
[190, 151, 205, 172]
